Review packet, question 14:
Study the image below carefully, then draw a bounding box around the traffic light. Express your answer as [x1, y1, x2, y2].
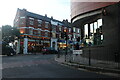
[61, 32, 67, 38]
[63, 32, 67, 37]
[61, 33, 64, 38]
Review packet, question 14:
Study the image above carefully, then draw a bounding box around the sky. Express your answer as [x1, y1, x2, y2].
[0, 0, 70, 27]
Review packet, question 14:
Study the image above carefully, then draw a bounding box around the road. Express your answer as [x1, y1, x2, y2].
[2, 54, 116, 78]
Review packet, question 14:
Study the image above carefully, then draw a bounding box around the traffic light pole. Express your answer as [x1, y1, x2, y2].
[88, 43, 91, 66]
[65, 32, 67, 62]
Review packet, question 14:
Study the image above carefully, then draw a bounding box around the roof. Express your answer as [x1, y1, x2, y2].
[18, 8, 70, 27]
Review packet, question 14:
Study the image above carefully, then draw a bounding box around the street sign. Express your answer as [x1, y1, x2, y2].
[73, 50, 83, 54]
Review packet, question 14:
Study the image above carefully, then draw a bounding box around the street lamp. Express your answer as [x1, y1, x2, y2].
[64, 29, 67, 62]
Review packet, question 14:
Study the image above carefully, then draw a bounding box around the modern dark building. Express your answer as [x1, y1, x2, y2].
[71, 2, 120, 62]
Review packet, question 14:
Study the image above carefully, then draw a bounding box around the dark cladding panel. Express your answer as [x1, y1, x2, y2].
[71, 2, 116, 19]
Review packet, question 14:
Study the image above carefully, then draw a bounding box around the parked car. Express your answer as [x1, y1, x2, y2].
[2, 41, 16, 56]
[42, 47, 58, 54]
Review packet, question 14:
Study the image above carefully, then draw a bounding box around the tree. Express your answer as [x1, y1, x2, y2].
[2, 25, 20, 43]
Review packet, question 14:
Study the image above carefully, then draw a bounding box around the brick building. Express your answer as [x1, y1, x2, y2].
[14, 8, 81, 54]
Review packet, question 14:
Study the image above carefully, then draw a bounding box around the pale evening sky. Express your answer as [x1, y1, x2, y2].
[0, 0, 70, 27]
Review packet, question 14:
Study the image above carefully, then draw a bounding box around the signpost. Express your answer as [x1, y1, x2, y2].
[73, 50, 83, 55]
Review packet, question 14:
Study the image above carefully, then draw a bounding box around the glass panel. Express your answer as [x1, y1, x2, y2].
[97, 19, 102, 28]
[84, 24, 88, 39]
[94, 22, 97, 33]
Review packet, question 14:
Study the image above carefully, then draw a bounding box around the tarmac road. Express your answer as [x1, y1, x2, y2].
[2, 54, 116, 79]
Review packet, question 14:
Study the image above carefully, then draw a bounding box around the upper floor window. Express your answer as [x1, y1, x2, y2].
[45, 22, 49, 28]
[20, 16, 25, 19]
[38, 30, 41, 36]
[77, 28, 80, 33]
[29, 20, 34, 25]
[45, 32, 48, 37]
[29, 17, 34, 20]
[69, 28, 71, 33]
[73, 27, 76, 32]
[59, 26, 62, 31]
[52, 25, 56, 32]
[38, 19, 42, 27]
[29, 29, 33, 35]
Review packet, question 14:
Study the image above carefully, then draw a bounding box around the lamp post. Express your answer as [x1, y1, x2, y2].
[64, 29, 67, 62]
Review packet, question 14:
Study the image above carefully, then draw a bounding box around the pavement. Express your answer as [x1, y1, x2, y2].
[54, 54, 120, 78]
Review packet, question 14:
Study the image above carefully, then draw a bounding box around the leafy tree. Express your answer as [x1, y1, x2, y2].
[2, 25, 20, 43]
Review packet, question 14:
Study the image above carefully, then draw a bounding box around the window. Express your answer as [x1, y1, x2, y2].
[69, 28, 71, 33]
[84, 24, 88, 39]
[38, 20, 42, 27]
[29, 20, 34, 25]
[59, 26, 61, 31]
[38, 30, 41, 36]
[52, 33, 56, 38]
[20, 20, 24, 24]
[94, 22, 97, 33]
[77, 28, 80, 33]
[73, 33, 76, 38]
[45, 32, 48, 37]
[73, 27, 76, 32]
[45, 22, 49, 28]
[83, 19, 103, 46]
[59, 33, 61, 38]
[20, 16, 25, 19]
[29, 17, 34, 20]
[52, 25, 56, 32]
[29, 29, 33, 35]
